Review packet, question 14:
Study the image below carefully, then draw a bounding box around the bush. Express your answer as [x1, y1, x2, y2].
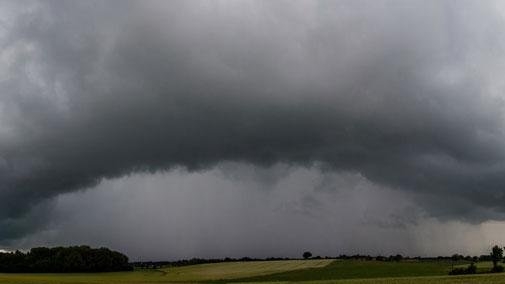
[466, 262, 477, 274]
[449, 263, 477, 275]
[491, 265, 504, 273]
[449, 267, 467, 275]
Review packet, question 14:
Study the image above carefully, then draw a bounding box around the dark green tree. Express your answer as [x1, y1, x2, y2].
[302, 251, 312, 259]
[0, 246, 132, 273]
[491, 245, 503, 269]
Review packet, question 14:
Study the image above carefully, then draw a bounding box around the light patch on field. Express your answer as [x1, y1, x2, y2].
[160, 259, 333, 281]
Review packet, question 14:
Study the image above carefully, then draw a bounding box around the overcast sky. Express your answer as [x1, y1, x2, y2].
[2, 0, 505, 260]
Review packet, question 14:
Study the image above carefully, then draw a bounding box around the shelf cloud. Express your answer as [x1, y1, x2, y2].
[2, 0, 505, 252]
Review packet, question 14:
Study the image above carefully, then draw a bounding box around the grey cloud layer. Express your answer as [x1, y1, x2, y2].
[2, 0, 505, 240]
[8, 168, 502, 259]
[1, 168, 447, 259]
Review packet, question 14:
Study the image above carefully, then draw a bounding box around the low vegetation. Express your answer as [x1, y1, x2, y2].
[1, 245, 505, 283]
[0, 259, 502, 284]
[448, 262, 477, 275]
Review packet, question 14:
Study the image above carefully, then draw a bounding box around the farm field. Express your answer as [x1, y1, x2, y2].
[161, 259, 332, 281]
[290, 274, 505, 283]
[0, 259, 330, 284]
[0, 259, 503, 284]
[230, 259, 455, 282]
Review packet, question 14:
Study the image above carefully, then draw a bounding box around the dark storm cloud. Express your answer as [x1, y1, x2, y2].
[2, 0, 505, 239]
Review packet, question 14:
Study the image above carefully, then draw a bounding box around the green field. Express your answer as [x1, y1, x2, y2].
[0, 259, 504, 284]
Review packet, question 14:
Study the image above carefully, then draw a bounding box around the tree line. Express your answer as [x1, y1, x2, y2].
[133, 252, 502, 270]
[0, 246, 133, 273]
